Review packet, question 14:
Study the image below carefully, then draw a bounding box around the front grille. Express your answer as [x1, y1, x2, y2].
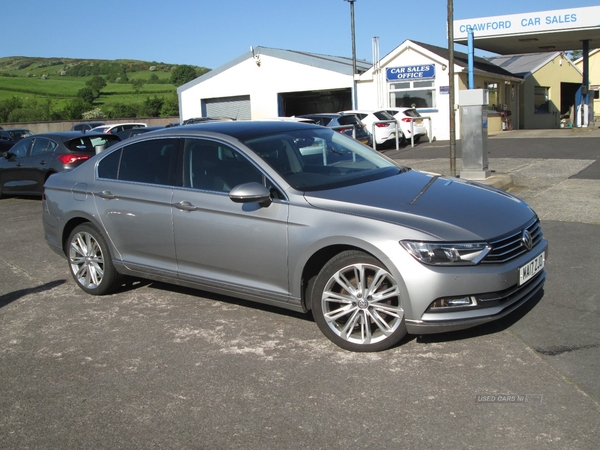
[483, 219, 543, 264]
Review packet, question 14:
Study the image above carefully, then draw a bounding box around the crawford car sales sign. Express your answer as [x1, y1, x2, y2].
[454, 6, 600, 39]
[386, 65, 435, 82]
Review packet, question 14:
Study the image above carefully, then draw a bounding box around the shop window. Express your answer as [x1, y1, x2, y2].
[534, 86, 550, 114]
[389, 80, 435, 108]
[485, 82, 498, 110]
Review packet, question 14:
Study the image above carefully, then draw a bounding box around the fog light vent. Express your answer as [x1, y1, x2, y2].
[428, 296, 477, 309]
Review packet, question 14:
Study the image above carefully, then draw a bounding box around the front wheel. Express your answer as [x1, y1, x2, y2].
[311, 250, 406, 352]
[67, 223, 121, 295]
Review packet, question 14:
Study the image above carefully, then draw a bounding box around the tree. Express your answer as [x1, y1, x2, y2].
[160, 94, 179, 117]
[77, 87, 96, 104]
[0, 96, 24, 122]
[170, 65, 198, 86]
[131, 78, 145, 94]
[63, 98, 93, 120]
[138, 96, 163, 117]
[86, 76, 107, 96]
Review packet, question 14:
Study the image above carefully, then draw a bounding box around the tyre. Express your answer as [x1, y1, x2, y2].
[67, 223, 121, 295]
[311, 250, 406, 352]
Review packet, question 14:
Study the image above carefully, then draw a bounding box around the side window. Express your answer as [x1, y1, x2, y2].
[31, 138, 58, 156]
[117, 138, 177, 185]
[9, 138, 32, 158]
[183, 138, 264, 193]
[97, 139, 177, 185]
[97, 148, 121, 179]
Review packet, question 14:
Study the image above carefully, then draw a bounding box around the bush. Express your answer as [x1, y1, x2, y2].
[82, 108, 106, 120]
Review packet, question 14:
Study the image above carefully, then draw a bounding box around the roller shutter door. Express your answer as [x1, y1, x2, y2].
[204, 95, 251, 120]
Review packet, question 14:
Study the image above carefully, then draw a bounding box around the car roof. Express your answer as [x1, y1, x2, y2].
[299, 113, 341, 117]
[128, 120, 322, 141]
[29, 131, 119, 141]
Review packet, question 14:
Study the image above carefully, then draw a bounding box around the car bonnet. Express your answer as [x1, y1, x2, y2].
[303, 169, 536, 241]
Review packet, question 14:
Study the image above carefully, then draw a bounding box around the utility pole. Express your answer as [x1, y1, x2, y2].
[345, 0, 358, 109]
[448, 0, 456, 177]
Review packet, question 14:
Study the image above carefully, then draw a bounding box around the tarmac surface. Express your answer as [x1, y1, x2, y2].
[1, 128, 599, 449]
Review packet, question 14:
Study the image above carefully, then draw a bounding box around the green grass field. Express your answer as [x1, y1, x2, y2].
[0, 56, 208, 119]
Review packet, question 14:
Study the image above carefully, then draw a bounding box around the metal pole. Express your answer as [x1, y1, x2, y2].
[345, 0, 358, 109]
[448, 0, 456, 177]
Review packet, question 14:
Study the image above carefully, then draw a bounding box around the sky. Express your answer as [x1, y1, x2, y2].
[1, 0, 598, 70]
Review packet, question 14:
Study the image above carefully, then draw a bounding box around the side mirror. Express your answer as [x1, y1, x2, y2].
[3, 151, 15, 160]
[229, 182, 272, 207]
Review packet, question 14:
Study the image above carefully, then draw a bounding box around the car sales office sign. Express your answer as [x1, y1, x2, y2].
[386, 65, 435, 82]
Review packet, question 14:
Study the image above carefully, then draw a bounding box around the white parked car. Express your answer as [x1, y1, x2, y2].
[384, 108, 427, 143]
[340, 110, 399, 147]
[92, 123, 147, 134]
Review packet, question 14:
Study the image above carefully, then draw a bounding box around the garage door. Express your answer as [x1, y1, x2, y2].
[204, 95, 251, 120]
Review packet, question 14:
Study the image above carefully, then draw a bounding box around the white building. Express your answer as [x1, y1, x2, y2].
[178, 41, 520, 141]
[356, 40, 521, 140]
[177, 47, 371, 122]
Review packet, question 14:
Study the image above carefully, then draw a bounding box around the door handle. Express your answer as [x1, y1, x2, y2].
[174, 201, 197, 211]
[96, 190, 116, 199]
[39, 161, 47, 165]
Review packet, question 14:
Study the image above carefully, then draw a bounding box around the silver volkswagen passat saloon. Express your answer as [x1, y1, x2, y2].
[42, 121, 547, 352]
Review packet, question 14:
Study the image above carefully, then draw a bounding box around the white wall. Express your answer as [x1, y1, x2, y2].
[180, 54, 354, 121]
[356, 45, 454, 141]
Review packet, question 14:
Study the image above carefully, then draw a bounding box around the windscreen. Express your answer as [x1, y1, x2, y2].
[243, 127, 402, 191]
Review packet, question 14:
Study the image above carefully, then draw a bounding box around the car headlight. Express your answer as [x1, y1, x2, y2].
[401, 241, 491, 265]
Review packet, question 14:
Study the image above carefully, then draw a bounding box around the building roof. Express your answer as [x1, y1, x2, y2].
[178, 46, 372, 94]
[485, 52, 575, 78]
[410, 41, 521, 79]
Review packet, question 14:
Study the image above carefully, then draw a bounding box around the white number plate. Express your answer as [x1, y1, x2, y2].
[519, 252, 545, 285]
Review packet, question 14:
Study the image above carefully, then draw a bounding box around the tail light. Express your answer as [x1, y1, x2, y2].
[58, 154, 91, 165]
[401, 118, 412, 123]
[337, 127, 352, 133]
[375, 122, 390, 128]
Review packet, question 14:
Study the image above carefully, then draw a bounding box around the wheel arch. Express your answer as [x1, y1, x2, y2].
[300, 244, 384, 312]
[61, 217, 94, 254]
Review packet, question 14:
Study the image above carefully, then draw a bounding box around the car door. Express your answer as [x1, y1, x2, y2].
[26, 137, 59, 190]
[171, 138, 290, 299]
[0, 137, 35, 194]
[93, 137, 180, 276]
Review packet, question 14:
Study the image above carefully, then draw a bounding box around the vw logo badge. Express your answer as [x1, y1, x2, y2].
[357, 299, 369, 309]
[521, 230, 533, 251]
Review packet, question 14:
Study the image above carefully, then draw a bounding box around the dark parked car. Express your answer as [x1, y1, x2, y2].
[0, 130, 15, 153]
[115, 126, 165, 141]
[3, 128, 35, 142]
[42, 121, 547, 352]
[296, 113, 371, 145]
[71, 122, 106, 132]
[0, 131, 119, 197]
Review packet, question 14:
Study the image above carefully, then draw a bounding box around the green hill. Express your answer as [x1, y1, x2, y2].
[0, 56, 210, 123]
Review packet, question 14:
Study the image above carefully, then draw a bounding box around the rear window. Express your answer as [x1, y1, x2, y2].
[374, 111, 395, 120]
[67, 135, 120, 153]
[337, 116, 360, 126]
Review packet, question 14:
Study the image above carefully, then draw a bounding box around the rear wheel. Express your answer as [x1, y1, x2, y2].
[311, 250, 406, 352]
[67, 223, 121, 295]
